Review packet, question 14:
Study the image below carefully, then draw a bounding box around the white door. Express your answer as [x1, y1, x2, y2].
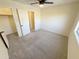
[0, 37, 9, 59]
[17, 9, 30, 36]
[12, 9, 23, 37]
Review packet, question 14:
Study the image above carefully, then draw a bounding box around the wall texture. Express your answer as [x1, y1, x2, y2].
[68, 12, 79, 59]
[40, 3, 79, 36]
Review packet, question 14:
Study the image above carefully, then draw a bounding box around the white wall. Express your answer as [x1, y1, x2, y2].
[68, 12, 79, 59]
[34, 10, 41, 31]
[40, 3, 79, 36]
[0, 8, 12, 15]
[0, 16, 14, 35]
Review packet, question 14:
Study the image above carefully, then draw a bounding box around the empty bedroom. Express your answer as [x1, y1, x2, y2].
[0, 0, 79, 59]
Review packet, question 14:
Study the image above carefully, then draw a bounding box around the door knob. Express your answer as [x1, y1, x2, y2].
[21, 25, 23, 27]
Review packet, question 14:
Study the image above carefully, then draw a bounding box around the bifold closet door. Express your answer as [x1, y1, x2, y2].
[12, 9, 23, 37]
[17, 9, 30, 36]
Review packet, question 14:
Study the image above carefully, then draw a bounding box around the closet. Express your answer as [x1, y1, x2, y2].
[28, 11, 35, 32]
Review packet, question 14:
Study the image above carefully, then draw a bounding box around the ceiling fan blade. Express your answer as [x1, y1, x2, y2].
[37, 0, 46, 2]
[44, 2, 53, 4]
[31, 2, 38, 5]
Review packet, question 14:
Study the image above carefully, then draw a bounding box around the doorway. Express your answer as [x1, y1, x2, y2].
[8, 15, 18, 35]
[28, 11, 35, 32]
[0, 15, 18, 36]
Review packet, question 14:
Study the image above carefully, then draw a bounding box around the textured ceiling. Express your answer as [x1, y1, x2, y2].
[12, 0, 79, 7]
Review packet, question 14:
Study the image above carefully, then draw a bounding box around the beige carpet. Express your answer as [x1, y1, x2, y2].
[7, 30, 68, 59]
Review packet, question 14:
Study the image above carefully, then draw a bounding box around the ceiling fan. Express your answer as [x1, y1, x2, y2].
[30, 0, 54, 7]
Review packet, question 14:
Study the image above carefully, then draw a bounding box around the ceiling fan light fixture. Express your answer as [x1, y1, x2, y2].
[39, 4, 44, 7]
